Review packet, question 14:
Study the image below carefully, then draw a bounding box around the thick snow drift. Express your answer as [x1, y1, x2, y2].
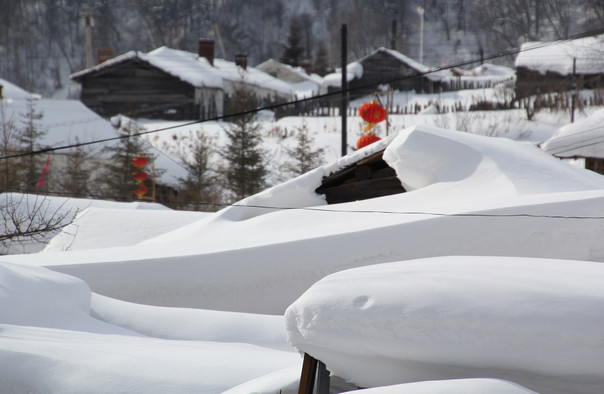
[285, 256, 604, 394]
[541, 108, 604, 159]
[343, 378, 538, 394]
[0, 262, 300, 393]
[5, 126, 604, 314]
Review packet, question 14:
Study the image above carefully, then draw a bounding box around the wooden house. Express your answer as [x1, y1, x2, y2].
[324, 48, 513, 102]
[515, 36, 604, 99]
[324, 48, 444, 101]
[70, 40, 294, 120]
[315, 149, 405, 204]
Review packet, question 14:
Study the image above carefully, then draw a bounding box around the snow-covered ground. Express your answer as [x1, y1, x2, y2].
[2, 118, 604, 393]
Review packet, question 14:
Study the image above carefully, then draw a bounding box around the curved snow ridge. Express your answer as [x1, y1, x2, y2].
[343, 378, 538, 394]
[285, 256, 604, 388]
[383, 125, 604, 194]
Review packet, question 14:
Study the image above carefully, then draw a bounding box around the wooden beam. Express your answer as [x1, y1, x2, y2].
[298, 353, 318, 394]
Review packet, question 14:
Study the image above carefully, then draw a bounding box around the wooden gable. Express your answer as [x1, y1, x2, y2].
[315, 149, 405, 204]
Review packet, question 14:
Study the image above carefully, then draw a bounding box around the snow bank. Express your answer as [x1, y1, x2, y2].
[0, 262, 301, 393]
[90, 293, 292, 351]
[541, 108, 604, 159]
[44, 207, 208, 252]
[285, 256, 604, 393]
[383, 125, 604, 193]
[344, 378, 537, 394]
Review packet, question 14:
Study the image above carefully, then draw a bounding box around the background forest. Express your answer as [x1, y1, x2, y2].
[2, 0, 604, 99]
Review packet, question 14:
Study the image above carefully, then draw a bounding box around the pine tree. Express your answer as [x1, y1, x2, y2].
[175, 130, 220, 211]
[57, 139, 93, 197]
[281, 16, 305, 67]
[17, 98, 47, 193]
[0, 98, 20, 192]
[283, 124, 325, 177]
[219, 88, 268, 202]
[313, 42, 330, 76]
[96, 116, 153, 201]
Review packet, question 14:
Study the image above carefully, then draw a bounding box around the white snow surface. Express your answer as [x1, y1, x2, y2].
[0, 262, 300, 393]
[343, 379, 538, 394]
[286, 256, 604, 393]
[5, 125, 604, 313]
[541, 108, 604, 158]
[3, 122, 604, 393]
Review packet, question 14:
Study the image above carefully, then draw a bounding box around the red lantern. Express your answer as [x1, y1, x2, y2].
[356, 133, 381, 149]
[132, 171, 148, 183]
[132, 184, 149, 198]
[359, 101, 387, 124]
[132, 155, 148, 168]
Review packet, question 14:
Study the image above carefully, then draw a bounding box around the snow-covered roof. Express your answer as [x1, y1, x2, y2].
[255, 58, 323, 85]
[540, 108, 604, 158]
[0, 77, 33, 99]
[70, 47, 294, 96]
[323, 61, 364, 87]
[515, 35, 604, 75]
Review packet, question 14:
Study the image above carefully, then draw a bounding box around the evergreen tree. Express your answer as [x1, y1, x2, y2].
[219, 88, 268, 202]
[175, 130, 221, 211]
[96, 116, 153, 201]
[313, 42, 330, 76]
[0, 98, 20, 192]
[283, 124, 325, 177]
[57, 139, 93, 197]
[281, 16, 305, 67]
[17, 98, 47, 193]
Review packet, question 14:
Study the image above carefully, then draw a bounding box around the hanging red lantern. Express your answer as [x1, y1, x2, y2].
[356, 133, 381, 149]
[359, 101, 387, 124]
[132, 170, 148, 183]
[132, 155, 148, 168]
[132, 184, 149, 199]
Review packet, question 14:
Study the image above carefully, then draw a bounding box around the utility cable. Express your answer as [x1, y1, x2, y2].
[3, 27, 604, 161]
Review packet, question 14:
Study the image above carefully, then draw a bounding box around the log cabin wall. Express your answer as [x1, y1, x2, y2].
[78, 60, 201, 119]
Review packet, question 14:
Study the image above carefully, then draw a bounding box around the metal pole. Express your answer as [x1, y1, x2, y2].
[417, 6, 424, 64]
[341, 24, 348, 157]
[571, 57, 576, 123]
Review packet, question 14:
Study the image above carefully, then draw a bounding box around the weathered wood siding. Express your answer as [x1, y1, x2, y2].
[347, 52, 437, 100]
[516, 67, 604, 99]
[78, 60, 220, 120]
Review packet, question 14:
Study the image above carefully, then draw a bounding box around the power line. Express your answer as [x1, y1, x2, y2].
[2, 26, 604, 163]
[5, 188, 604, 221]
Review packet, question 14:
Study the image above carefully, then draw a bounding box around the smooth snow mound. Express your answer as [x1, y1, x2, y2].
[344, 378, 538, 394]
[286, 256, 604, 392]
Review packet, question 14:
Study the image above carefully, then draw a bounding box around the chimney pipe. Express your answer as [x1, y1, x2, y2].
[198, 39, 215, 66]
[298, 59, 312, 75]
[235, 53, 248, 70]
[97, 47, 114, 64]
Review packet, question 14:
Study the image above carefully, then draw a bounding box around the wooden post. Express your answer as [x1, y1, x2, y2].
[298, 353, 318, 394]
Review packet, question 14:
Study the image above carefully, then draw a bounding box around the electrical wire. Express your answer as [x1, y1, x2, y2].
[3, 26, 604, 162]
[4, 187, 604, 220]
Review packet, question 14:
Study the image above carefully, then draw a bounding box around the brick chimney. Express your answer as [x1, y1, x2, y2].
[97, 47, 114, 64]
[235, 53, 248, 70]
[298, 59, 312, 75]
[198, 39, 215, 66]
